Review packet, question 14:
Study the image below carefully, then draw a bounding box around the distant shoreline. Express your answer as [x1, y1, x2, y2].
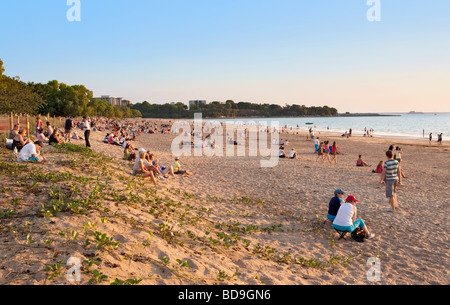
[337, 113, 400, 117]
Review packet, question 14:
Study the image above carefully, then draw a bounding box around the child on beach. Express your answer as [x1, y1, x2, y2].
[172, 157, 192, 176]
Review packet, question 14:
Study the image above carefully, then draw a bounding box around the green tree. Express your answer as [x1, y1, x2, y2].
[0, 59, 4, 78]
[0, 76, 43, 114]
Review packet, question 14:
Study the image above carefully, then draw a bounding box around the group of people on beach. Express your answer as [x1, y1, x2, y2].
[430, 133, 444, 145]
[314, 138, 339, 163]
[132, 149, 191, 184]
[96, 119, 193, 184]
[326, 143, 405, 241]
[7, 115, 66, 163]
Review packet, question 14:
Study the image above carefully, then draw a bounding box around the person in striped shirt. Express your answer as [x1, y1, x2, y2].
[379, 150, 401, 212]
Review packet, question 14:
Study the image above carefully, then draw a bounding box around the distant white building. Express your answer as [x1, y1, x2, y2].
[189, 100, 207, 109]
[95, 95, 132, 107]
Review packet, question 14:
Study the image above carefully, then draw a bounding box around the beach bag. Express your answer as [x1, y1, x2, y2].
[351, 228, 367, 243]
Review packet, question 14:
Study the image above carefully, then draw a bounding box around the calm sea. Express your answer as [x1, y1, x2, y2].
[204, 113, 450, 140]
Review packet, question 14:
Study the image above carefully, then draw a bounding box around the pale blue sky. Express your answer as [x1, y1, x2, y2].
[1, 0, 449, 113]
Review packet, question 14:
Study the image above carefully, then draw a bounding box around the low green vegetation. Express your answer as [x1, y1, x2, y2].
[0, 142, 363, 285]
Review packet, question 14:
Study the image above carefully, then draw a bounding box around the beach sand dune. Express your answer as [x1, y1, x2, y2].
[0, 122, 448, 285]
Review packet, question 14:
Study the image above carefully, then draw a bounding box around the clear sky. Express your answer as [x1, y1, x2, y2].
[1, 0, 449, 113]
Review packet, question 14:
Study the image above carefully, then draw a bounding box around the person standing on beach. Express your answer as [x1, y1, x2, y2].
[437, 133, 443, 145]
[314, 137, 320, 153]
[429, 133, 432, 144]
[65, 116, 74, 142]
[379, 150, 401, 212]
[331, 141, 338, 163]
[81, 116, 91, 148]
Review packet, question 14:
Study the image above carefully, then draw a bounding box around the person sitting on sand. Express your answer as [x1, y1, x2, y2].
[143, 153, 166, 179]
[9, 123, 20, 140]
[45, 121, 53, 138]
[327, 189, 345, 221]
[133, 150, 157, 184]
[49, 129, 63, 146]
[172, 156, 191, 176]
[71, 131, 83, 140]
[153, 159, 175, 178]
[17, 141, 48, 163]
[356, 155, 370, 167]
[108, 133, 121, 146]
[372, 161, 384, 174]
[289, 148, 297, 159]
[279, 146, 286, 158]
[36, 129, 48, 143]
[332, 195, 375, 239]
[12, 128, 31, 152]
[123, 143, 136, 161]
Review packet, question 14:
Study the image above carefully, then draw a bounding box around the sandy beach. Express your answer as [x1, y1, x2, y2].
[0, 119, 448, 285]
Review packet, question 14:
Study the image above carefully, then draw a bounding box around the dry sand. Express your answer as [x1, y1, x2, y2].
[0, 119, 448, 285]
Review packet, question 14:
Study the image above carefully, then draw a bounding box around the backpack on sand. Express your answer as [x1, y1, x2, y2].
[351, 228, 367, 242]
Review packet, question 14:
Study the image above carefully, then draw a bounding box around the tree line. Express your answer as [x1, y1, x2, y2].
[130, 100, 338, 119]
[0, 59, 142, 118]
[1, 58, 338, 119]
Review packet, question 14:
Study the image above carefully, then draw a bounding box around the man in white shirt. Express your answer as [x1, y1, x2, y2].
[81, 117, 91, 148]
[18, 141, 47, 163]
[333, 195, 374, 239]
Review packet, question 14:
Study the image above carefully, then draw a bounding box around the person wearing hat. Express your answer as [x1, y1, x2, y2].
[17, 141, 47, 163]
[172, 156, 191, 176]
[327, 189, 345, 221]
[332, 195, 375, 239]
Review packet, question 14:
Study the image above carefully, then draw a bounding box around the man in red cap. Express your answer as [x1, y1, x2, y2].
[332, 195, 375, 239]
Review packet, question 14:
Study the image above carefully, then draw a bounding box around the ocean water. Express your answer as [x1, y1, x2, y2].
[204, 113, 450, 140]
